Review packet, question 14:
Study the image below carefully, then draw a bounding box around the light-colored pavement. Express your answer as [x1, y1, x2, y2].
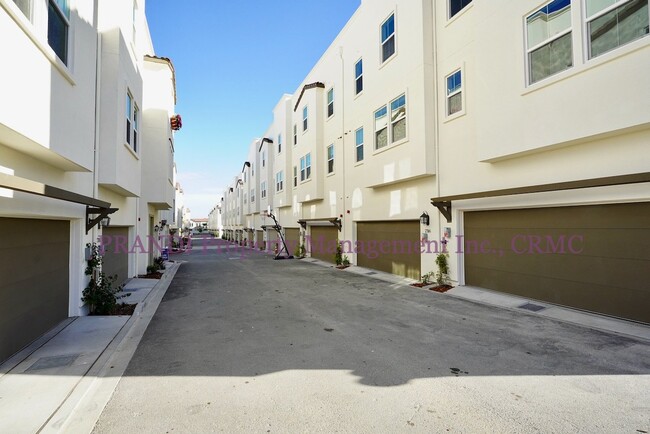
[0, 264, 180, 434]
[93, 238, 650, 433]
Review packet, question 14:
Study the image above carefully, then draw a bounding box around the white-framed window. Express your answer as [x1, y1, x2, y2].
[449, 0, 473, 19]
[586, 0, 649, 59]
[262, 150, 266, 167]
[327, 144, 334, 174]
[261, 182, 267, 199]
[526, 0, 573, 84]
[302, 106, 308, 132]
[244, 192, 247, 204]
[355, 127, 364, 162]
[293, 124, 298, 146]
[446, 69, 462, 116]
[390, 94, 406, 143]
[48, 0, 70, 64]
[126, 91, 139, 151]
[244, 171, 247, 182]
[381, 13, 396, 63]
[250, 188, 255, 203]
[374, 106, 388, 150]
[375, 93, 407, 149]
[300, 153, 311, 181]
[251, 163, 254, 176]
[13, 0, 32, 20]
[293, 166, 298, 187]
[354, 59, 363, 95]
[278, 134, 282, 153]
[275, 171, 284, 192]
[327, 88, 334, 118]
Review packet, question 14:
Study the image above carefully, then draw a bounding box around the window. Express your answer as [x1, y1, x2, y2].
[251, 163, 254, 176]
[381, 14, 396, 63]
[13, 0, 31, 19]
[276, 171, 284, 192]
[375, 94, 407, 149]
[446, 70, 462, 115]
[262, 150, 266, 167]
[374, 106, 388, 150]
[586, 0, 649, 58]
[244, 171, 247, 182]
[355, 127, 364, 162]
[300, 153, 311, 181]
[327, 145, 334, 174]
[526, 0, 573, 84]
[293, 166, 298, 187]
[125, 92, 139, 151]
[449, 0, 473, 19]
[278, 134, 282, 153]
[250, 188, 255, 203]
[293, 124, 298, 146]
[261, 182, 267, 199]
[303, 106, 308, 132]
[48, 0, 70, 64]
[327, 88, 334, 118]
[390, 94, 406, 142]
[244, 193, 247, 204]
[355, 59, 363, 95]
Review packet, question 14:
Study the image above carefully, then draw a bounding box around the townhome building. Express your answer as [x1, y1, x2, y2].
[222, 0, 649, 324]
[0, 0, 179, 363]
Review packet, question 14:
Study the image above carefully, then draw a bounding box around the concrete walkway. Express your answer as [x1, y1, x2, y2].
[92, 238, 650, 433]
[0, 263, 180, 434]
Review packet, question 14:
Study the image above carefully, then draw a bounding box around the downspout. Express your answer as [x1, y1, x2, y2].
[339, 46, 346, 247]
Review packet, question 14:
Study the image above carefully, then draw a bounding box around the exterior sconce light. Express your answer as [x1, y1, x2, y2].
[100, 217, 111, 228]
[420, 211, 430, 226]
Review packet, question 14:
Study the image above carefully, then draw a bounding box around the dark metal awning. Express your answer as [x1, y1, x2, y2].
[297, 217, 341, 231]
[430, 172, 650, 223]
[0, 172, 118, 233]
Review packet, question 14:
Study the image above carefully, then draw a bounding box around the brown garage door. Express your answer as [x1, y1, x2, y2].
[267, 228, 279, 252]
[464, 203, 650, 323]
[256, 230, 265, 250]
[357, 221, 421, 279]
[0, 218, 69, 362]
[309, 225, 338, 263]
[102, 227, 129, 285]
[284, 228, 300, 256]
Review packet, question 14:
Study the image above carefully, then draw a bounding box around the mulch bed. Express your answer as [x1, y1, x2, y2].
[410, 282, 454, 293]
[111, 303, 137, 315]
[138, 272, 164, 279]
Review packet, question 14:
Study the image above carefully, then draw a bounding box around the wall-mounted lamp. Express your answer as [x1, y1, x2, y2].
[100, 216, 111, 228]
[419, 211, 430, 226]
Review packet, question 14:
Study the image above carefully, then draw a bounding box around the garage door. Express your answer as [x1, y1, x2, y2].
[267, 228, 279, 252]
[0, 218, 69, 362]
[464, 203, 650, 323]
[357, 221, 421, 279]
[256, 230, 265, 250]
[309, 225, 338, 263]
[102, 227, 129, 285]
[284, 228, 300, 256]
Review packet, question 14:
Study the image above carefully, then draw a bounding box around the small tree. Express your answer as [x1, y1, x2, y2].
[82, 243, 125, 315]
[335, 241, 343, 266]
[435, 252, 450, 285]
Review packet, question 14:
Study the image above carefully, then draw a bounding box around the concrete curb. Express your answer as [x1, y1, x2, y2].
[40, 261, 183, 434]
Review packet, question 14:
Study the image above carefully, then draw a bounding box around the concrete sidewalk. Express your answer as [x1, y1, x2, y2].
[0, 262, 181, 434]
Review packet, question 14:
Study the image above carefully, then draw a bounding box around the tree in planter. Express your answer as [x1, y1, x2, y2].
[295, 243, 306, 258]
[335, 241, 343, 266]
[81, 243, 126, 315]
[435, 252, 450, 286]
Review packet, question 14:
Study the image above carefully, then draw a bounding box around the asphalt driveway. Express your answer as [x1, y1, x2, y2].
[93, 237, 650, 433]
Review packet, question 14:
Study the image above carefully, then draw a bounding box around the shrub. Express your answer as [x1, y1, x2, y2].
[335, 241, 343, 266]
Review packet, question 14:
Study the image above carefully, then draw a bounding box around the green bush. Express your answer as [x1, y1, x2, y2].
[435, 252, 450, 285]
[82, 243, 125, 315]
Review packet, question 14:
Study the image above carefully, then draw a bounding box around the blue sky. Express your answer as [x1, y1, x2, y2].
[146, 1, 361, 218]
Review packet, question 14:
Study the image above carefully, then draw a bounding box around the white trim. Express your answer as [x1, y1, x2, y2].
[446, 0, 474, 23]
[444, 66, 465, 120]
